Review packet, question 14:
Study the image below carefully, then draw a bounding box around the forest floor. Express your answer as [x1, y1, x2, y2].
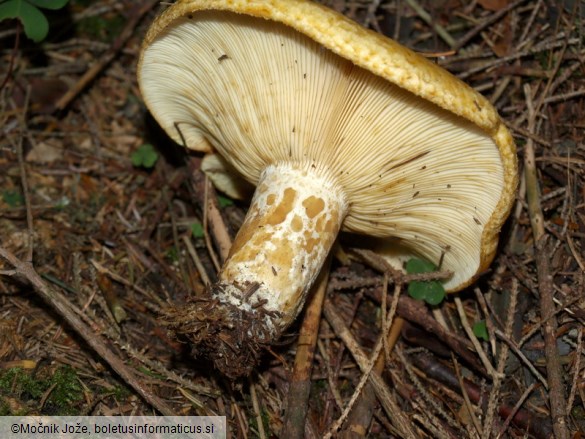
[0, 0, 583, 438]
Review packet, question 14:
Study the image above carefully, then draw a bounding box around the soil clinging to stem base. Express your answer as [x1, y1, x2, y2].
[162, 281, 283, 378]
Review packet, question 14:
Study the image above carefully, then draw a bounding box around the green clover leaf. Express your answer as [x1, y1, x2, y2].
[190, 222, 204, 238]
[131, 144, 159, 169]
[405, 258, 446, 306]
[0, 0, 69, 42]
[217, 194, 234, 207]
[2, 189, 23, 207]
[473, 320, 489, 341]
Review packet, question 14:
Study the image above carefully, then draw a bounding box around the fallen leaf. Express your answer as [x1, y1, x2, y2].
[478, 0, 509, 11]
[25, 141, 63, 163]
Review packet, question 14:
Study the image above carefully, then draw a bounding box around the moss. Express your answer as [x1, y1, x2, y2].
[0, 368, 45, 400]
[166, 246, 180, 263]
[100, 384, 131, 401]
[136, 366, 166, 380]
[0, 399, 12, 416]
[76, 14, 125, 42]
[47, 366, 84, 413]
[0, 366, 84, 415]
[260, 409, 271, 435]
[248, 408, 271, 438]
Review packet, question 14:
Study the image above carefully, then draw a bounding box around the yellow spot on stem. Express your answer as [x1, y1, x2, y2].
[303, 231, 321, 254]
[302, 196, 325, 219]
[291, 215, 303, 232]
[266, 188, 297, 225]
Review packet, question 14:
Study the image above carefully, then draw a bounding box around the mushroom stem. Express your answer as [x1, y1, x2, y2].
[167, 162, 347, 377]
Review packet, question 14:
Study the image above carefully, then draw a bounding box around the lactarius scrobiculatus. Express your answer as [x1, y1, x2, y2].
[138, 0, 518, 377]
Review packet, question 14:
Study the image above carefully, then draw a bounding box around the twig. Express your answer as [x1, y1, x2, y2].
[566, 233, 585, 272]
[0, 248, 175, 416]
[325, 328, 383, 439]
[494, 328, 548, 389]
[320, 293, 361, 428]
[365, 289, 487, 376]
[164, 187, 191, 289]
[249, 381, 267, 439]
[363, 0, 382, 32]
[203, 176, 229, 265]
[474, 288, 498, 357]
[395, 347, 462, 437]
[8, 86, 34, 264]
[392, 0, 402, 41]
[523, 83, 569, 439]
[494, 382, 539, 439]
[403, 0, 456, 48]
[457, 36, 581, 80]
[483, 279, 517, 438]
[186, 163, 225, 270]
[452, 355, 482, 439]
[0, 21, 20, 92]
[504, 121, 552, 147]
[90, 259, 166, 309]
[454, 297, 502, 379]
[182, 234, 211, 287]
[119, 342, 218, 397]
[566, 326, 582, 415]
[54, 0, 159, 111]
[519, 0, 543, 42]
[454, 0, 530, 50]
[138, 170, 188, 243]
[317, 339, 344, 411]
[381, 276, 401, 387]
[542, 88, 585, 104]
[350, 248, 453, 283]
[231, 394, 249, 439]
[281, 260, 330, 439]
[333, 280, 403, 438]
[412, 353, 554, 439]
[323, 299, 418, 439]
[177, 387, 216, 415]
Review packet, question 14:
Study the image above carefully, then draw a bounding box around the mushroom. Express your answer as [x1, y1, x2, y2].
[138, 0, 518, 377]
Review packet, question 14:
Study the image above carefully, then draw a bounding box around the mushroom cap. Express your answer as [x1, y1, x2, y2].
[138, 0, 518, 291]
